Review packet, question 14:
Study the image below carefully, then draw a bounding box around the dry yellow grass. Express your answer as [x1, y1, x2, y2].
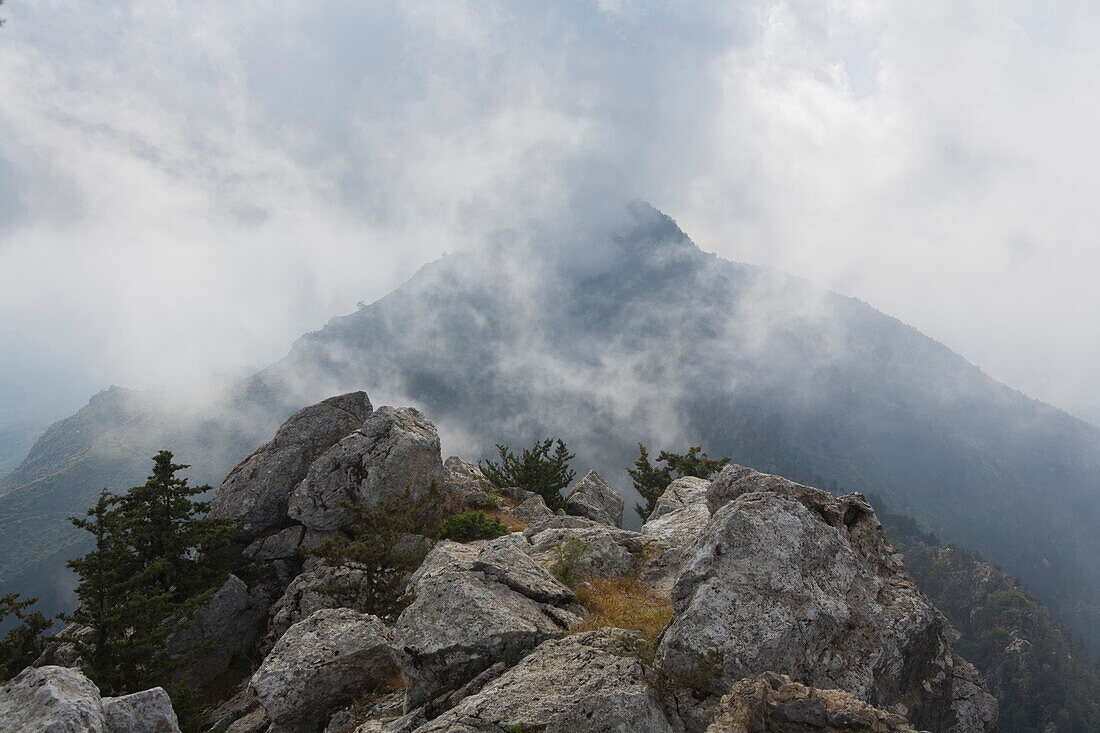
[485, 508, 527, 532]
[572, 575, 673, 638]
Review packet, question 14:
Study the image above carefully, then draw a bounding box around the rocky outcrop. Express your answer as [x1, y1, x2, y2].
[410, 629, 675, 732]
[243, 525, 307, 561]
[209, 392, 372, 537]
[265, 563, 389, 648]
[391, 539, 582, 711]
[657, 467, 996, 732]
[288, 406, 446, 531]
[522, 515, 647, 578]
[639, 476, 711, 593]
[102, 688, 181, 733]
[705, 463, 802, 515]
[440, 457, 493, 512]
[0, 665, 106, 733]
[706, 673, 918, 733]
[250, 607, 398, 733]
[168, 573, 269, 679]
[564, 470, 623, 527]
[0, 665, 182, 733]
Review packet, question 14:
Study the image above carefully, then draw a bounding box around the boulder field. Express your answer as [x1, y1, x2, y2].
[2, 392, 998, 732]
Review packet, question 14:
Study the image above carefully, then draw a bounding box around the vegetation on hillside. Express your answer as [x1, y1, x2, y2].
[873, 496, 1100, 732]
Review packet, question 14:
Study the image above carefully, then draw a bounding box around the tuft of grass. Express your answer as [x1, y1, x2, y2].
[572, 576, 673, 639]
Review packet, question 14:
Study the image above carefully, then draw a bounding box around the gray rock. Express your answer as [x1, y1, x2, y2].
[168, 574, 267, 679]
[472, 536, 576, 605]
[950, 656, 999, 733]
[639, 476, 711, 593]
[226, 707, 270, 733]
[656, 469, 995, 732]
[442, 456, 492, 491]
[244, 525, 307, 561]
[706, 673, 919, 732]
[523, 516, 646, 578]
[102, 687, 181, 733]
[288, 407, 446, 531]
[564, 470, 624, 527]
[265, 564, 389, 649]
[510, 494, 554, 523]
[0, 665, 105, 733]
[32, 623, 91, 669]
[209, 392, 372, 536]
[250, 608, 397, 733]
[410, 629, 674, 733]
[706, 463, 822, 515]
[392, 541, 581, 711]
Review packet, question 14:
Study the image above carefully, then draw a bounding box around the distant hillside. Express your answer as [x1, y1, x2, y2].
[2, 201, 1100, 654]
[875, 497, 1100, 731]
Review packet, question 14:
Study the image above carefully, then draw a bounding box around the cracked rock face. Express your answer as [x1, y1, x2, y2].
[657, 468, 996, 733]
[410, 629, 675, 733]
[706, 673, 919, 733]
[209, 392, 373, 537]
[392, 540, 581, 711]
[102, 688, 181, 733]
[0, 665, 106, 733]
[250, 607, 398, 733]
[522, 515, 647, 578]
[564, 470, 624, 527]
[288, 406, 446, 531]
[639, 476, 712, 593]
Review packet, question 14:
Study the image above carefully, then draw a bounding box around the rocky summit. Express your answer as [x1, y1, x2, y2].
[2, 393, 1000, 732]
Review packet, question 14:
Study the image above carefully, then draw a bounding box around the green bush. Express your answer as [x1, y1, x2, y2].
[433, 511, 509, 542]
[549, 537, 589, 584]
[479, 438, 575, 510]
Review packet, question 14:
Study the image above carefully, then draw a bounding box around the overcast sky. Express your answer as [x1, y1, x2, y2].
[2, 0, 1100, 424]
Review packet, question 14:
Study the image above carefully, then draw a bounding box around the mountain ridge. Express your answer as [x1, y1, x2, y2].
[2, 201, 1099, 654]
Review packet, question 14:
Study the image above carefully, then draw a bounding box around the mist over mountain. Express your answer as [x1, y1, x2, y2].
[2, 202, 1099, 655]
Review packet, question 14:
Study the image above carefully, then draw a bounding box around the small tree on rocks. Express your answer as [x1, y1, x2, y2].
[479, 438, 576, 510]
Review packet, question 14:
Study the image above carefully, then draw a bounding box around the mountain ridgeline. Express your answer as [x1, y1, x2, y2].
[1, 201, 1099, 656]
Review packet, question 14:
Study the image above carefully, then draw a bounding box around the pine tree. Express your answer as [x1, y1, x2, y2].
[628, 444, 672, 522]
[629, 444, 729, 521]
[479, 438, 576, 510]
[658, 445, 729, 480]
[0, 588, 50, 681]
[67, 451, 237, 696]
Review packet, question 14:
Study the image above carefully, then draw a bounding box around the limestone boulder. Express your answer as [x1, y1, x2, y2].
[168, 574, 268, 679]
[102, 688, 181, 733]
[639, 476, 711, 593]
[209, 392, 372, 537]
[250, 608, 398, 733]
[0, 665, 106, 733]
[410, 629, 675, 733]
[564, 470, 624, 527]
[656, 468, 996, 732]
[522, 516, 646, 578]
[265, 563, 396, 649]
[392, 539, 581, 711]
[288, 407, 446, 531]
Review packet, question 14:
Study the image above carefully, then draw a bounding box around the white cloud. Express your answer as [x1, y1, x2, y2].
[1, 0, 1099, 416]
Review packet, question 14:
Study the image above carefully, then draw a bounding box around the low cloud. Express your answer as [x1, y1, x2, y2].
[1, 1, 1099, 419]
